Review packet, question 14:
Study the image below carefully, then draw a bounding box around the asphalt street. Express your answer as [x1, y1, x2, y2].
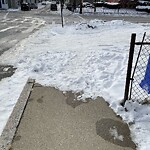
[0, 10, 45, 56]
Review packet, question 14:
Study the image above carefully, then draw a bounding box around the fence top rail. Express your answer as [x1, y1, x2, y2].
[135, 42, 150, 45]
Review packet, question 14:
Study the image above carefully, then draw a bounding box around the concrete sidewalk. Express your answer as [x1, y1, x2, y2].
[2, 81, 136, 150]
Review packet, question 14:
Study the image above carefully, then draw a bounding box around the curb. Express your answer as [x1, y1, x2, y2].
[0, 79, 35, 150]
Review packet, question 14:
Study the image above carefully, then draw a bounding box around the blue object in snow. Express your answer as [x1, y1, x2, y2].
[140, 55, 150, 94]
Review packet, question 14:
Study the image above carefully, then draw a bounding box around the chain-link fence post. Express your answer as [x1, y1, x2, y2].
[121, 33, 136, 106]
[60, 0, 64, 28]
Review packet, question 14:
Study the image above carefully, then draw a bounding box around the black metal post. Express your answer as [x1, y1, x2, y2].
[79, 0, 82, 14]
[94, 0, 96, 13]
[73, 0, 76, 12]
[121, 33, 136, 106]
[61, 0, 64, 27]
[129, 32, 146, 100]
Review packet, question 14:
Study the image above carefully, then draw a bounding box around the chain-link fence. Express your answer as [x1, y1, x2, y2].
[129, 33, 150, 104]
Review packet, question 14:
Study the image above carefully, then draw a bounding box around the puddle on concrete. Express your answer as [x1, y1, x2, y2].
[64, 91, 89, 108]
[96, 118, 136, 149]
[0, 65, 16, 81]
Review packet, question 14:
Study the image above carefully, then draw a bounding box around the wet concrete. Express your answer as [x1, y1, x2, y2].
[96, 118, 136, 149]
[10, 84, 136, 150]
[65, 91, 89, 108]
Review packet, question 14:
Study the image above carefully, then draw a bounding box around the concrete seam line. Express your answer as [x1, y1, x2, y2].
[0, 78, 35, 150]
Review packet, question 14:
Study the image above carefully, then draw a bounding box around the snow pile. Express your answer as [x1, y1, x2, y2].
[0, 20, 150, 149]
[105, 2, 119, 5]
[136, 6, 150, 9]
[7, 9, 20, 12]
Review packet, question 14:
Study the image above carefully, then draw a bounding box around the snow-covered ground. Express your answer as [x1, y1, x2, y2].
[0, 20, 150, 150]
[75, 7, 150, 16]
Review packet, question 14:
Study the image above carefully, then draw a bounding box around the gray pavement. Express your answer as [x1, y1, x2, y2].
[10, 83, 136, 150]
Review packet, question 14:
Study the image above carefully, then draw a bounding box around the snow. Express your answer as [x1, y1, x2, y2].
[38, 2, 51, 9]
[136, 6, 150, 9]
[3, 12, 9, 20]
[7, 8, 20, 12]
[0, 26, 19, 32]
[138, 1, 150, 4]
[0, 20, 150, 150]
[105, 2, 119, 5]
[109, 126, 124, 141]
